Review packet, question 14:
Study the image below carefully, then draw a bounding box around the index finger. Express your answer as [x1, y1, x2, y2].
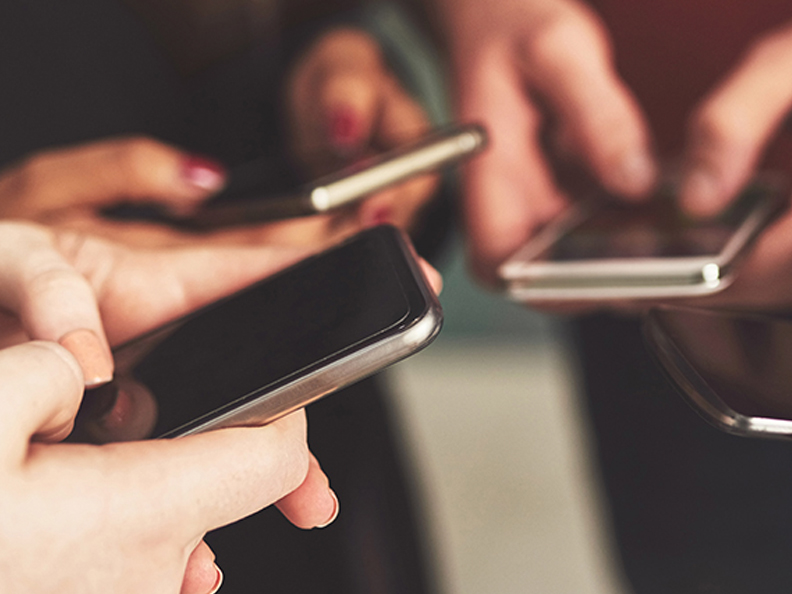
[516, 3, 656, 199]
[457, 43, 567, 283]
[0, 222, 113, 386]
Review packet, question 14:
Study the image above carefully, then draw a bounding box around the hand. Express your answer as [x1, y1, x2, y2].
[679, 20, 792, 216]
[0, 340, 335, 594]
[0, 220, 344, 592]
[0, 137, 364, 250]
[435, 0, 657, 282]
[0, 220, 313, 383]
[286, 28, 439, 232]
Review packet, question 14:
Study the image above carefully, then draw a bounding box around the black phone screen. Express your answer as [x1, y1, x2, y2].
[537, 184, 771, 262]
[74, 227, 429, 441]
[649, 307, 792, 422]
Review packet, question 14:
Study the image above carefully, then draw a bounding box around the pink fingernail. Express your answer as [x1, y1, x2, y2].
[181, 156, 226, 192]
[328, 107, 363, 150]
[209, 564, 224, 594]
[58, 329, 113, 388]
[316, 490, 340, 529]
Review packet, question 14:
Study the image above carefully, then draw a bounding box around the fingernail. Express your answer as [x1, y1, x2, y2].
[362, 206, 393, 228]
[316, 490, 339, 529]
[612, 150, 657, 196]
[681, 169, 721, 214]
[58, 329, 113, 388]
[209, 564, 224, 594]
[328, 107, 363, 150]
[181, 156, 226, 192]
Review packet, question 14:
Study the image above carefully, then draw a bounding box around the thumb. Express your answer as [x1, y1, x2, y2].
[0, 137, 226, 219]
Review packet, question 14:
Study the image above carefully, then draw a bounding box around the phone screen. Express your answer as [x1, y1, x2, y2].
[648, 307, 792, 422]
[74, 227, 430, 441]
[537, 184, 770, 262]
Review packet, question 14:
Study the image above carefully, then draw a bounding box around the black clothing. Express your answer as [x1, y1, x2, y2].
[575, 314, 792, 594]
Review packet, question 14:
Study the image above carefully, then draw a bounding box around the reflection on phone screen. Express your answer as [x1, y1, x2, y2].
[537, 184, 771, 262]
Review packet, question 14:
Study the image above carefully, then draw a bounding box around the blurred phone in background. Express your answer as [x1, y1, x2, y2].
[644, 305, 792, 439]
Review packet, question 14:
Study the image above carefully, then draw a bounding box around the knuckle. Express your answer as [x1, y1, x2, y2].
[522, 6, 609, 72]
[112, 136, 171, 182]
[689, 102, 752, 149]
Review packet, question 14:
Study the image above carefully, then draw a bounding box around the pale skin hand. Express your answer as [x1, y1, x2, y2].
[0, 339, 327, 594]
[286, 28, 439, 232]
[0, 222, 341, 594]
[435, 0, 657, 283]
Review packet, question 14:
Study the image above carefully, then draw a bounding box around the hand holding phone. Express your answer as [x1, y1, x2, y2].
[104, 124, 487, 230]
[70, 225, 442, 443]
[498, 176, 787, 302]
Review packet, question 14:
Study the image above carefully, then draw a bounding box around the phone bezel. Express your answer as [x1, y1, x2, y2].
[78, 226, 442, 440]
[643, 306, 792, 439]
[499, 177, 785, 301]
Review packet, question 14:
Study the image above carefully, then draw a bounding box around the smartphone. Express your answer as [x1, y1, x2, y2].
[498, 176, 787, 302]
[643, 305, 792, 439]
[68, 225, 442, 443]
[104, 123, 487, 229]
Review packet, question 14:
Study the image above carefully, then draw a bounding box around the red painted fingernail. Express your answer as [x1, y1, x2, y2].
[181, 156, 226, 192]
[363, 206, 393, 228]
[328, 107, 363, 150]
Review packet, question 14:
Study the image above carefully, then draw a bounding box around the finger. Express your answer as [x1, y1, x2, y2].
[0, 341, 83, 463]
[373, 76, 432, 149]
[0, 222, 113, 386]
[517, 3, 656, 198]
[276, 453, 339, 529]
[418, 257, 443, 295]
[353, 78, 437, 230]
[63, 233, 311, 345]
[288, 29, 384, 168]
[70, 411, 314, 539]
[181, 541, 223, 594]
[680, 24, 792, 216]
[0, 137, 225, 219]
[457, 43, 568, 283]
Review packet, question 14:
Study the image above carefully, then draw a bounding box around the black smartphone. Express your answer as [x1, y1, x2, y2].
[643, 305, 792, 439]
[70, 225, 442, 443]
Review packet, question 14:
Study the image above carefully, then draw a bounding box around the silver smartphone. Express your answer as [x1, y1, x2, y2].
[644, 305, 792, 439]
[69, 225, 442, 443]
[106, 123, 487, 229]
[498, 177, 786, 302]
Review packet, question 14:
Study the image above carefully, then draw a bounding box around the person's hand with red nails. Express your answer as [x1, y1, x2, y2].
[0, 136, 379, 251]
[286, 28, 440, 233]
[0, 220, 347, 594]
